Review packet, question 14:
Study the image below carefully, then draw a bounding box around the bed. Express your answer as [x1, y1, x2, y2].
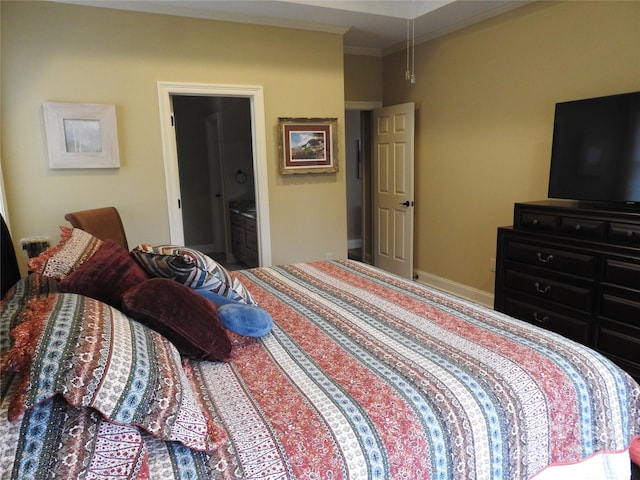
[1, 226, 639, 480]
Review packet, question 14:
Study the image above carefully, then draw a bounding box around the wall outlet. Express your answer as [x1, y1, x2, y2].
[489, 258, 496, 272]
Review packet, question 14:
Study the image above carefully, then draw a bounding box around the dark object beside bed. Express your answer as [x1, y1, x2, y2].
[1, 214, 20, 298]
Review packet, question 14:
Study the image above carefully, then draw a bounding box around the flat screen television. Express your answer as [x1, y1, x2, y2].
[547, 90, 640, 207]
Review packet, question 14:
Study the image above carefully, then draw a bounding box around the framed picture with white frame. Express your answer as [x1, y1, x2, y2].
[43, 101, 120, 169]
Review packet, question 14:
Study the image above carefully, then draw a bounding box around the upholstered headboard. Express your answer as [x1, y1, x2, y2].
[1, 214, 21, 297]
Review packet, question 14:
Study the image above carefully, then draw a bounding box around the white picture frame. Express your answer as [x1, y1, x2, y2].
[43, 102, 120, 168]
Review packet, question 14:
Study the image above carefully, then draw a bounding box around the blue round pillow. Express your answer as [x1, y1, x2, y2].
[195, 288, 273, 337]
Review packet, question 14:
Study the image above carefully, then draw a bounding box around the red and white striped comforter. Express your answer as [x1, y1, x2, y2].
[188, 260, 640, 479]
[2, 260, 638, 480]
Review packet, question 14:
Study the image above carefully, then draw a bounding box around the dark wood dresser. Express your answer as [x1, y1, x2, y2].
[495, 200, 640, 380]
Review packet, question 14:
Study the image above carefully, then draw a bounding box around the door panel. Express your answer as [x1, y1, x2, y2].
[378, 207, 390, 256]
[373, 103, 415, 279]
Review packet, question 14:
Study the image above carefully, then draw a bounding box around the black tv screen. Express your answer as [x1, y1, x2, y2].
[547, 91, 640, 205]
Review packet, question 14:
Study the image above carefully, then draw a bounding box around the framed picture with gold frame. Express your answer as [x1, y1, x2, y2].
[279, 117, 338, 174]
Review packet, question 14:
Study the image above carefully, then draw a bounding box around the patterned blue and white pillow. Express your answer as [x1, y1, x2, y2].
[131, 244, 256, 305]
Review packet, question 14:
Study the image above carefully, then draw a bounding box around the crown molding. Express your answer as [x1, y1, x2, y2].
[344, 46, 382, 57]
[52, 0, 350, 35]
[383, 0, 531, 56]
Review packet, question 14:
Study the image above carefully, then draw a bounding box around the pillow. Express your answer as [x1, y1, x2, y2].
[27, 226, 102, 280]
[0, 294, 57, 396]
[195, 288, 273, 337]
[217, 303, 273, 337]
[1, 274, 58, 355]
[5, 292, 218, 452]
[5, 395, 147, 480]
[131, 244, 256, 304]
[58, 239, 149, 309]
[121, 278, 232, 361]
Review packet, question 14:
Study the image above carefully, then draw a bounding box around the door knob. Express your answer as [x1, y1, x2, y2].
[399, 200, 414, 207]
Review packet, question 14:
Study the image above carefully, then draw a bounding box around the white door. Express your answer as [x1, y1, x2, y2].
[372, 103, 415, 279]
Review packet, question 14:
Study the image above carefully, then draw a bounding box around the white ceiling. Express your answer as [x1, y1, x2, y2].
[53, 0, 532, 55]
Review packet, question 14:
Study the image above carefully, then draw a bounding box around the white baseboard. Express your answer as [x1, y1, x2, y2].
[413, 268, 494, 308]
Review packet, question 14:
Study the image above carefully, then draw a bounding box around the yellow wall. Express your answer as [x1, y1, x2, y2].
[1, 1, 347, 273]
[4, 1, 639, 296]
[344, 53, 383, 103]
[383, 0, 640, 294]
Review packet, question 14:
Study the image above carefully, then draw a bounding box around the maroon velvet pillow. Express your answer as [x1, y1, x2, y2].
[121, 278, 232, 361]
[58, 240, 149, 310]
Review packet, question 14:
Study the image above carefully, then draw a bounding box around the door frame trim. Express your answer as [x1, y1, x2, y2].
[157, 81, 272, 266]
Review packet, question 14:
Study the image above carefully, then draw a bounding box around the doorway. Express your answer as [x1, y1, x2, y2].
[345, 101, 382, 266]
[345, 102, 415, 279]
[172, 95, 255, 269]
[157, 82, 272, 268]
[345, 109, 372, 264]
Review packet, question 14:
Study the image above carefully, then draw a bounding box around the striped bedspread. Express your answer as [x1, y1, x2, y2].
[2, 260, 638, 479]
[190, 260, 640, 480]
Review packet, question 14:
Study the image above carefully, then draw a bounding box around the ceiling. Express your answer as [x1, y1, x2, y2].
[53, 0, 532, 55]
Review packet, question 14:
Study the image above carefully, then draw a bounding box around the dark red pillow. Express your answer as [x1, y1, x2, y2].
[58, 240, 149, 309]
[121, 278, 231, 361]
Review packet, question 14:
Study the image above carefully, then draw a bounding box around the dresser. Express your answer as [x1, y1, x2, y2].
[494, 200, 640, 380]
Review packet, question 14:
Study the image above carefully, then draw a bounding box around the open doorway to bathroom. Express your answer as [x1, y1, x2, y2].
[172, 95, 257, 270]
[345, 108, 373, 265]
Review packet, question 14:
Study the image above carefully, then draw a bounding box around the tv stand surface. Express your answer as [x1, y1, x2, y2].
[494, 200, 640, 380]
[588, 201, 640, 213]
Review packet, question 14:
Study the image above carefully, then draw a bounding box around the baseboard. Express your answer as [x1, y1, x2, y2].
[414, 268, 494, 308]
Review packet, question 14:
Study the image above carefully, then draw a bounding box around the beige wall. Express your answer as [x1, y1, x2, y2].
[344, 53, 383, 103]
[4, 1, 639, 296]
[1, 1, 347, 273]
[383, 0, 640, 294]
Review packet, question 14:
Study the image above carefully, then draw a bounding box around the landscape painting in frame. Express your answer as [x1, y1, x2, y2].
[279, 117, 338, 174]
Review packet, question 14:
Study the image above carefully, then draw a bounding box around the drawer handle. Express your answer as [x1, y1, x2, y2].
[534, 282, 551, 294]
[533, 312, 549, 323]
[626, 230, 635, 238]
[532, 218, 539, 225]
[536, 253, 554, 263]
[574, 224, 582, 231]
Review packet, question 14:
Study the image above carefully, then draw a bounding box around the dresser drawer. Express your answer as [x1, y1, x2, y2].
[559, 217, 606, 239]
[603, 258, 640, 291]
[596, 326, 640, 369]
[600, 293, 640, 327]
[504, 270, 592, 312]
[609, 222, 640, 246]
[503, 297, 590, 344]
[506, 241, 596, 278]
[519, 212, 556, 232]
